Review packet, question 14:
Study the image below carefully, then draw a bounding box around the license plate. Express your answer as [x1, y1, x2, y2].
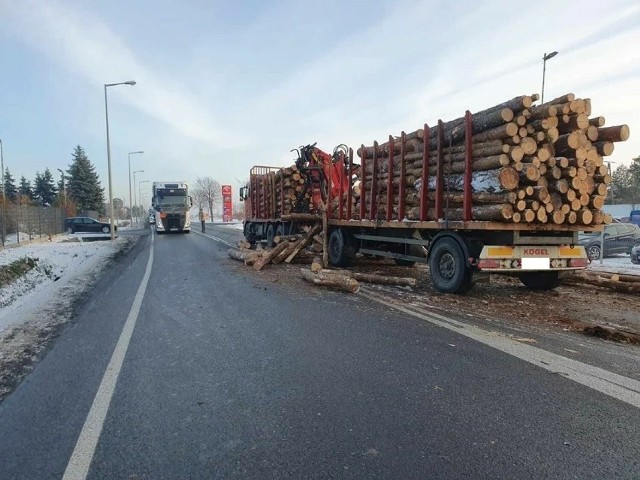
[522, 257, 550, 270]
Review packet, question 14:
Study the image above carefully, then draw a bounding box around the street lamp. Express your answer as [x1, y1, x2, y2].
[133, 170, 144, 224]
[128, 151, 144, 224]
[541, 51, 558, 104]
[105, 80, 137, 240]
[56, 168, 67, 209]
[139, 180, 150, 221]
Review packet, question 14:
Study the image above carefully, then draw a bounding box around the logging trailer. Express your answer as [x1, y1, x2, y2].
[241, 95, 616, 293]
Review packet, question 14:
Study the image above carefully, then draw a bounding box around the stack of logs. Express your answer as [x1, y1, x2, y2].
[354, 93, 629, 225]
[228, 223, 323, 270]
[256, 165, 311, 218]
[228, 224, 419, 292]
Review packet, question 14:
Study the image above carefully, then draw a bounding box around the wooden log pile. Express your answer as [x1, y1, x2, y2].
[227, 223, 323, 270]
[253, 165, 312, 218]
[354, 93, 628, 226]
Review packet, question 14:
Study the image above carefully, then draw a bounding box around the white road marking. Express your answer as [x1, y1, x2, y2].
[62, 236, 155, 480]
[194, 229, 236, 248]
[359, 289, 640, 409]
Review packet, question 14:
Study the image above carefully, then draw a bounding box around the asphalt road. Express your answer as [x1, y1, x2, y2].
[0, 224, 638, 479]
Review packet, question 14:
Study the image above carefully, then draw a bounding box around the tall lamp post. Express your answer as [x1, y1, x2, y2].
[133, 170, 144, 224]
[128, 151, 144, 224]
[105, 80, 137, 240]
[56, 168, 67, 209]
[541, 51, 558, 104]
[139, 180, 150, 221]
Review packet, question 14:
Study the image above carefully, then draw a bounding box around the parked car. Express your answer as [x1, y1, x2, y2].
[578, 223, 640, 260]
[631, 242, 640, 264]
[65, 217, 117, 234]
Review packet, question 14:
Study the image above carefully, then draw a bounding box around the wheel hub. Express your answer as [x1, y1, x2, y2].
[439, 253, 456, 280]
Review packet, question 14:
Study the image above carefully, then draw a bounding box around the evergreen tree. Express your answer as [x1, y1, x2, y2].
[33, 168, 58, 206]
[67, 145, 105, 213]
[18, 176, 34, 202]
[3, 168, 18, 203]
[611, 157, 640, 204]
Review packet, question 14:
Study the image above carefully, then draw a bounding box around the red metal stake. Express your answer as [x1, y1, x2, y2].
[338, 151, 345, 220]
[463, 110, 473, 221]
[360, 145, 366, 221]
[436, 120, 444, 220]
[420, 124, 430, 221]
[386, 136, 394, 222]
[347, 148, 353, 220]
[370, 141, 379, 220]
[398, 131, 406, 221]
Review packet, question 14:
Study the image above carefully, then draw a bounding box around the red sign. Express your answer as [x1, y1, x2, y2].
[221, 185, 233, 222]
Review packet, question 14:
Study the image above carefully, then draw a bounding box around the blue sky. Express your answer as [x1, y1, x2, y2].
[1, 0, 639, 208]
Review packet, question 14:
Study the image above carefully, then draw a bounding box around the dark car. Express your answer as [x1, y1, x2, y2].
[631, 243, 640, 264]
[65, 217, 117, 234]
[579, 223, 640, 260]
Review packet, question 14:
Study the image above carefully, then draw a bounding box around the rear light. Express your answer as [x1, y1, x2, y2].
[569, 258, 589, 268]
[478, 259, 501, 269]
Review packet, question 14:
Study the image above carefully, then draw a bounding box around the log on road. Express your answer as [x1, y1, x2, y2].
[299, 268, 360, 293]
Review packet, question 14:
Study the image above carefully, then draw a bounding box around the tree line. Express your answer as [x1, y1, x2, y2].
[2, 145, 104, 213]
[611, 155, 640, 204]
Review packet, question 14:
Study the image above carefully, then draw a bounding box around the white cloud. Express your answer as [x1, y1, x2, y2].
[2, 0, 237, 147]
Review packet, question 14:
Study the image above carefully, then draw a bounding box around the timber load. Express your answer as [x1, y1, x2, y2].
[249, 165, 312, 220]
[347, 93, 628, 226]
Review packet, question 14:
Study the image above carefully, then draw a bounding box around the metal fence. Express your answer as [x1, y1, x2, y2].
[0, 204, 66, 245]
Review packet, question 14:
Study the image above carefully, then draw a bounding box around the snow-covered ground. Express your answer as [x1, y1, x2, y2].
[0, 235, 131, 334]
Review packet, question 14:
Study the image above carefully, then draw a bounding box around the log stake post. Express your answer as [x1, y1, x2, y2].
[436, 120, 445, 220]
[270, 172, 277, 218]
[258, 175, 262, 219]
[347, 148, 353, 220]
[360, 145, 366, 220]
[370, 141, 379, 220]
[338, 150, 345, 220]
[280, 170, 285, 218]
[262, 176, 267, 219]
[463, 110, 473, 221]
[386, 135, 394, 222]
[420, 124, 430, 221]
[251, 174, 256, 220]
[326, 156, 333, 219]
[398, 131, 406, 221]
[322, 208, 329, 267]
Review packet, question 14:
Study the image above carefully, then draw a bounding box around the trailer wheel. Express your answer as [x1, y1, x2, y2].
[429, 237, 472, 294]
[275, 224, 285, 238]
[329, 229, 354, 267]
[243, 222, 256, 243]
[518, 271, 561, 290]
[266, 224, 276, 248]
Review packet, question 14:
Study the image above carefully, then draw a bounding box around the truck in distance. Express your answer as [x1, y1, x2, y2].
[151, 181, 193, 234]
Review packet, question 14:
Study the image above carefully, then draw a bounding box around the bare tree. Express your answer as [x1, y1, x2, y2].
[193, 177, 221, 220]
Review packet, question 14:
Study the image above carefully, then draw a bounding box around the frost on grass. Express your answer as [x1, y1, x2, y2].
[0, 236, 134, 400]
[0, 257, 56, 308]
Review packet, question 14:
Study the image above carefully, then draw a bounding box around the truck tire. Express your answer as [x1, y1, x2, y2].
[275, 224, 285, 238]
[518, 271, 561, 290]
[429, 237, 473, 293]
[329, 229, 354, 267]
[243, 222, 256, 243]
[266, 224, 276, 248]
